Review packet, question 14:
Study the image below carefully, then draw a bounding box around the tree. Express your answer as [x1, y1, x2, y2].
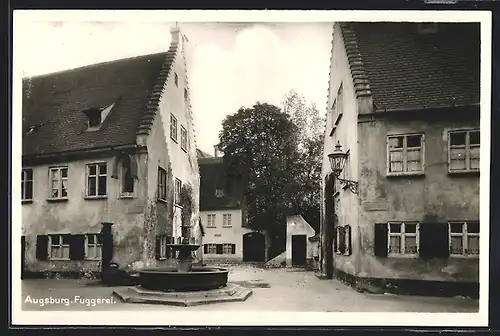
[218, 102, 299, 232]
[281, 90, 325, 232]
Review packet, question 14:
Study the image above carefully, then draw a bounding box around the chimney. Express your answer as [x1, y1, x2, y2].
[170, 24, 181, 44]
[214, 145, 220, 158]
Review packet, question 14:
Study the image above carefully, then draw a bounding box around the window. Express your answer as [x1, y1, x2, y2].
[334, 225, 351, 255]
[158, 167, 167, 201]
[207, 214, 216, 227]
[85, 234, 102, 260]
[174, 178, 182, 205]
[49, 166, 68, 199]
[223, 243, 236, 254]
[330, 84, 344, 134]
[174, 73, 179, 87]
[181, 126, 188, 152]
[121, 156, 134, 194]
[21, 168, 33, 201]
[449, 221, 479, 257]
[223, 214, 232, 227]
[170, 114, 178, 142]
[86, 109, 102, 128]
[448, 130, 480, 173]
[86, 163, 107, 197]
[49, 235, 71, 260]
[159, 235, 170, 259]
[387, 134, 425, 175]
[388, 222, 419, 256]
[205, 243, 217, 254]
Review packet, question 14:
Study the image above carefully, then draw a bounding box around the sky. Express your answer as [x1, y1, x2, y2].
[15, 20, 332, 155]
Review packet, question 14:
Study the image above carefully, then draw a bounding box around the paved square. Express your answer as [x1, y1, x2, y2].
[21, 265, 479, 312]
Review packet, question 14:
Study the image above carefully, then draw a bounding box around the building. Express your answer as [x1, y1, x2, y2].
[21, 27, 201, 278]
[266, 215, 318, 268]
[198, 149, 267, 263]
[320, 22, 480, 297]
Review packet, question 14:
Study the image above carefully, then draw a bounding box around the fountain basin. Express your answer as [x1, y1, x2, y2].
[139, 267, 229, 292]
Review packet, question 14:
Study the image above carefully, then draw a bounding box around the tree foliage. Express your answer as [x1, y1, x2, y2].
[218, 103, 299, 231]
[281, 90, 325, 231]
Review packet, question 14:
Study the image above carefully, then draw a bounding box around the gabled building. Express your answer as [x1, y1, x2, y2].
[21, 27, 201, 278]
[320, 22, 480, 297]
[198, 149, 267, 263]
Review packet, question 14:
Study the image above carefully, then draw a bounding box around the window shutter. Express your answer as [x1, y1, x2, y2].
[155, 235, 161, 260]
[419, 223, 449, 259]
[374, 223, 388, 257]
[36, 235, 49, 260]
[69, 234, 86, 261]
[203, 244, 208, 254]
[231, 244, 236, 254]
[339, 227, 346, 254]
[216, 244, 223, 255]
[345, 225, 352, 256]
[333, 227, 338, 252]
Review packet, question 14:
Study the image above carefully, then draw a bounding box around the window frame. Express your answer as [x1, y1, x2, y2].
[174, 178, 182, 206]
[180, 126, 188, 152]
[48, 166, 69, 200]
[222, 243, 235, 254]
[207, 214, 216, 228]
[48, 235, 71, 260]
[205, 243, 217, 254]
[386, 133, 426, 176]
[329, 83, 344, 136]
[170, 114, 178, 142]
[449, 221, 480, 258]
[157, 166, 167, 202]
[119, 157, 136, 198]
[21, 168, 34, 202]
[447, 129, 480, 174]
[85, 234, 102, 260]
[85, 162, 107, 198]
[222, 214, 232, 227]
[159, 235, 169, 260]
[387, 222, 420, 258]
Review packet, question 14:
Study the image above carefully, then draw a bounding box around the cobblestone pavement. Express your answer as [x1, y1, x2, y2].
[20, 264, 479, 312]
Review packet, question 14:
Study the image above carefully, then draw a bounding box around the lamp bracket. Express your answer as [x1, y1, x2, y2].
[337, 177, 358, 195]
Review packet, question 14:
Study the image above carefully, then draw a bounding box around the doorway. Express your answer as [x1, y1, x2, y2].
[242, 232, 265, 262]
[291, 235, 307, 266]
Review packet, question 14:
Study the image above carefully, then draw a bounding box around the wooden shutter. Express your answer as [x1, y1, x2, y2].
[155, 235, 161, 260]
[345, 225, 352, 256]
[333, 227, 338, 253]
[216, 244, 223, 255]
[231, 244, 236, 254]
[69, 234, 86, 261]
[339, 227, 346, 254]
[419, 222, 449, 259]
[203, 244, 208, 254]
[36, 235, 49, 260]
[374, 223, 388, 257]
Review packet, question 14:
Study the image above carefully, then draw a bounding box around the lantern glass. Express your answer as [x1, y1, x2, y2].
[328, 142, 347, 177]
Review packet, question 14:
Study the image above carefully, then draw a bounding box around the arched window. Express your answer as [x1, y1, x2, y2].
[121, 155, 134, 194]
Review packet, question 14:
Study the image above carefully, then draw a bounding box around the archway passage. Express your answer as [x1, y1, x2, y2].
[242, 232, 266, 262]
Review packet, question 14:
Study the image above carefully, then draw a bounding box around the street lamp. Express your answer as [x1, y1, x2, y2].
[327, 141, 359, 194]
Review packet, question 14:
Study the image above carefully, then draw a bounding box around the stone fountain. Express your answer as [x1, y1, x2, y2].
[113, 240, 253, 306]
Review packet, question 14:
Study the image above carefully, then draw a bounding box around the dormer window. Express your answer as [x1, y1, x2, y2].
[86, 109, 101, 128]
[417, 23, 438, 34]
[83, 102, 115, 131]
